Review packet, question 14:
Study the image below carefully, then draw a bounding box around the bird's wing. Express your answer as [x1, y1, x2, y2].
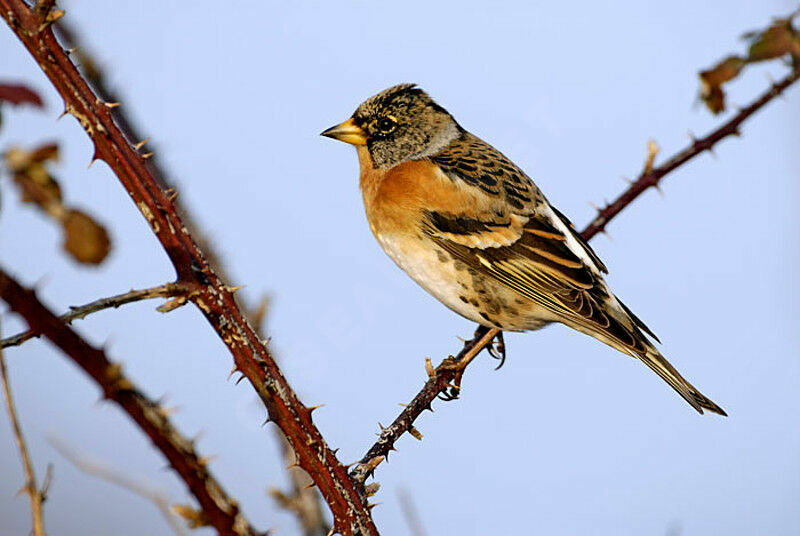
[426, 132, 652, 352]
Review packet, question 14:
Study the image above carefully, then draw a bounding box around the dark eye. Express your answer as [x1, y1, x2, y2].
[377, 116, 397, 133]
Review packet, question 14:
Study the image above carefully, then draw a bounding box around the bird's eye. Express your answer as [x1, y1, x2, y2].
[376, 116, 397, 133]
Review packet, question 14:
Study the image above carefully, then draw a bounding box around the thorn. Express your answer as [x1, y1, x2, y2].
[621, 176, 633, 185]
[307, 404, 325, 413]
[378, 422, 386, 432]
[227, 365, 239, 380]
[57, 109, 68, 120]
[331, 448, 339, 455]
[687, 130, 697, 142]
[261, 417, 271, 427]
[234, 374, 246, 385]
[165, 187, 179, 201]
[88, 156, 98, 169]
[707, 146, 717, 159]
[731, 127, 742, 137]
[303, 482, 316, 490]
[653, 183, 664, 197]
[367, 502, 382, 511]
[286, 460, 300, 470]
[364, 482, 381, 497]
[588, 201, 601, 211]
[424, 402, 434, 413]
[408, 426, 423, 441]
[397, 402, 407, 407]
[363, 456, 384, 472]
[104, 101, 121, 109]
[226, 285, 245, 294]
[425, 358, 435, 378]
[197, 455, 215, 467]
[141, 152, 154, 160]
[134, 138, 150, 150]
[66, 47, 77, 55]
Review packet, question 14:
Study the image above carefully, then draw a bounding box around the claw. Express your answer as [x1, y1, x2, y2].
[488, 331, 507, 370]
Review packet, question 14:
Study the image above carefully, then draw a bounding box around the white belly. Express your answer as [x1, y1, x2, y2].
[373, 231, 555, 331]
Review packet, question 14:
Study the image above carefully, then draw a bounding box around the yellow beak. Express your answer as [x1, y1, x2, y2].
[320, 118, 368, 146]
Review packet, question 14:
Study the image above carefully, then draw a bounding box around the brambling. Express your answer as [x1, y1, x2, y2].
[322, 84, 725, 415]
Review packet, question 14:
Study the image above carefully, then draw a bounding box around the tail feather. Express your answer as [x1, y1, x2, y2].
[640, 347, 727, 416]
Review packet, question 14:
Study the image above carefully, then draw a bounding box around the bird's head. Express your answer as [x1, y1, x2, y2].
[321, 83, 460, 168]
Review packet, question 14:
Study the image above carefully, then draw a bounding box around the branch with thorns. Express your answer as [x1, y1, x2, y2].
[1, 282, 187, 349]
[0, 269, 261, 536]
[0, 2, 377, 532]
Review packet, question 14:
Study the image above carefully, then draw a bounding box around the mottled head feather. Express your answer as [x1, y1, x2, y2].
[351, 84, 460, 168]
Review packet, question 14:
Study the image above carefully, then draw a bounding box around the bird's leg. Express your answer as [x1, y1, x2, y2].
[436, 326, 501, 400]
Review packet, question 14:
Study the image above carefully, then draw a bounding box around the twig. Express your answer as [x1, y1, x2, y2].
[1, 282, 186, 349]
[1, 321, 47, 536]
[0, 269, 260, 536]
[0, 2, 377, 533]
[352, 66, 800, 486]
[49, 438, 188, 536]
[582, 67, 800, 240]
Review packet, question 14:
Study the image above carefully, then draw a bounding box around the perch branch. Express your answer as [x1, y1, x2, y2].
[0, 2, 376, 533]
[1, 323, 47, 536]
[0, 269, 260, 536]
[1, 282, 186, 349]
[351, 65, 800, 486]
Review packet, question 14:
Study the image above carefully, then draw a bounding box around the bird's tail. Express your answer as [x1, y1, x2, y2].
[639, 346, 727, 416]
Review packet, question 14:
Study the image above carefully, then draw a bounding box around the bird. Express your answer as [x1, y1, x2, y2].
[321, 83, 725, 416]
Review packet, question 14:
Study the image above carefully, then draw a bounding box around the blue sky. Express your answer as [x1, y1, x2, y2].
[1, 1, 798, 534]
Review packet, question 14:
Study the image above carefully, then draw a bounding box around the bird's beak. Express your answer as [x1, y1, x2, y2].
[320, 118, 368, 146]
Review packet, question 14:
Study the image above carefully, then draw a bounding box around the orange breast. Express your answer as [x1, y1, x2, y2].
[357, 146, 487, 238]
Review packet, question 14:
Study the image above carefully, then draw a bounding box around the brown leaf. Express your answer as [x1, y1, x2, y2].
[62, 209, 111, 264]
[6, 146, 63, 209]
[698, 56, 746, 115]
[0, 83, 43, 107]
[746, 19, 799, 62]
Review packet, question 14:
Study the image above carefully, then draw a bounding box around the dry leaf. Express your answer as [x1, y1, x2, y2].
[698, 56, 745, 114]
[62, 209, 111, 264]
[4, 144, 113, 265]
[746, 19, 799, 62]
[0, 83, 43, 107]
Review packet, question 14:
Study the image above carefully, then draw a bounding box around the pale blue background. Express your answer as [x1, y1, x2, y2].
[1, 2, 798, 535]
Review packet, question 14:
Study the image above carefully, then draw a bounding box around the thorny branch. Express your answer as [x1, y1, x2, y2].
[0, 269, 260, 536]
[0, 2, 376, 533]
[582, 68, 800, 239]
[1, 282, 187, 349]
[1, 322, 48, 536]
[53, 16, 331, 531]
[350, 66, 800, 487]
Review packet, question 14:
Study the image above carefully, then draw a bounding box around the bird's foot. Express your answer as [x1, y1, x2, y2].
[486, 330, 506, 369]
[436, 326, 505, 400]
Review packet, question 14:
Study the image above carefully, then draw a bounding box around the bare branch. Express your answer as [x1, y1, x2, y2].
[49, 438, 188, 536]
[1, 282, 186, 349]
[1, 322, 46, 536]
[0, 269, 260, 536]
[582, 67, 800, 240]
[0, 2, 376, 532]
[352, 65, 800, 488]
